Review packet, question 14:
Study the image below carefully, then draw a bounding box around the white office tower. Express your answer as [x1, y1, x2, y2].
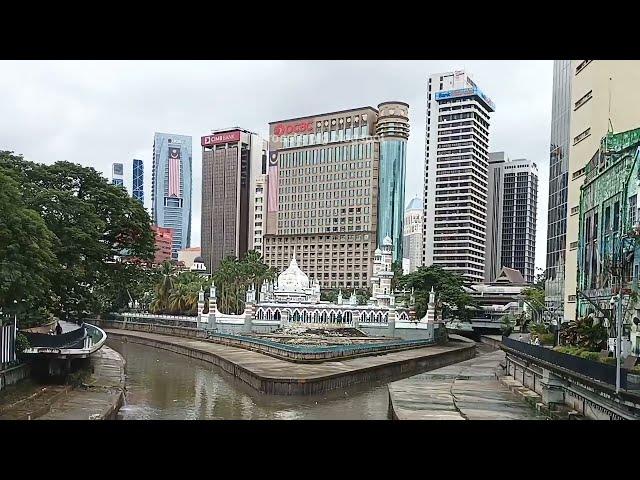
[403, 197, 423, 273]
[422, 70, 495, 284]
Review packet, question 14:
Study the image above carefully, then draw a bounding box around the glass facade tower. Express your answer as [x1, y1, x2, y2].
[376, 102, 410, 261]
[112, 162, 124, 186]
[544, 60, 572, 313]
[152, 133, 192, 259]
[132, 158, 144, 205]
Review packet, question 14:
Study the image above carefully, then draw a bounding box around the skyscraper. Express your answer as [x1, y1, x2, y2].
[132, 158, 144, 205]
[376, 102, 410, 260]
[484, 152, 538, 284]
[200, 129, 267, 273]
[403, 197, 423, 274]
[561, 60, 640, 321]
[422, 70, 495, 283]
[263, 102, 408, 290]
[112, 162, 124, 186]
[544, 60, 572, 316]
[152, 133, 192, 259]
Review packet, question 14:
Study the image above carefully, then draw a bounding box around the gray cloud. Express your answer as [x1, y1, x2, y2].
[0, 60, 552, 270]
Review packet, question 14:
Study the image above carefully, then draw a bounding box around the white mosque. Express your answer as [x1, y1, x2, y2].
[198, 238, 440, 338]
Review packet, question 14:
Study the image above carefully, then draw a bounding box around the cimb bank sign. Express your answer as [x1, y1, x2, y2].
[201, 131, 241, 146]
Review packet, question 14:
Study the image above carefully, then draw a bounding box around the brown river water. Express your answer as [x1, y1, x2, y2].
[108, 339, 390, 420]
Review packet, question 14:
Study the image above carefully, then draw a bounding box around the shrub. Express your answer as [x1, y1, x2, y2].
[579, 351, 601, 362]
[555, 346, 585, 356]
[538, 333, 555, 345]
[15, 333, 30, 353]
[529, 322, 550, 335]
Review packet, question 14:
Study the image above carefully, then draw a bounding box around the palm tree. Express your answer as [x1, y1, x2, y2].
[152, 261, 176, 312]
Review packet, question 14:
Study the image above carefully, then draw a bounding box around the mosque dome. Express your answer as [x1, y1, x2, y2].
[194, 256, 204, 264]
[383, 236, 393, 246]
[277, 256, 309, 292]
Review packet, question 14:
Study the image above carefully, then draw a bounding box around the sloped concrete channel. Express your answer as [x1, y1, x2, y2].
[388, 349, 547, 420]
[0, 346, 125, 420]
[104, 328, 475, 396]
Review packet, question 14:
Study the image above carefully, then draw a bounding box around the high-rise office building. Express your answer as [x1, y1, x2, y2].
[200, 129, 267, 273]
[403, 197, 423, 274]
[544, 60, 572, 316]
[376, 102, 410, 260]
[562, 60, 640, 321]
[132, 158, 144, 205]
[151, 133, 192, 259]
[422, 70, 495, 283]
[263, 103, 408, 290]
[485, 152, 538, 284]
[112, 162, 124, 186]
[252, 173, 268, 257]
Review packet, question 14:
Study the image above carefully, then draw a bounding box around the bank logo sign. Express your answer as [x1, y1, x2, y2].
[435, 87, 495, 111]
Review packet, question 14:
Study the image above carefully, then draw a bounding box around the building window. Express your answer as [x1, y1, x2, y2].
[574, 90, 593, 111]
[570, 241, 578, 250]
[573, 128, 591, 146]
[572, 167, 586, 180]
[575, 60, 592, 75]
[568, 294, 577, 303]
[570, 205, 579, 216]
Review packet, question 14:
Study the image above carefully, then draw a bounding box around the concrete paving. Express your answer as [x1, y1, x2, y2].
[39, 346, 125, 420]
[0, 346, 125, 420]
[388, 350, 547, 420]
[104, 328, 470, 382]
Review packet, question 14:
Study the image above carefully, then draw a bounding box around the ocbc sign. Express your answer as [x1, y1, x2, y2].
[274, 121, 314, 136]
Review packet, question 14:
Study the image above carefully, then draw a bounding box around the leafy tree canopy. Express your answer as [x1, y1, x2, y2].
[0, 170, 57, 322]
[0, 152, 155, 324]
[398, 265, 477, 320]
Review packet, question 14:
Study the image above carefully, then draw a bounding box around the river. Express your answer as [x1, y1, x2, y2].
[108, 339, 390, 420]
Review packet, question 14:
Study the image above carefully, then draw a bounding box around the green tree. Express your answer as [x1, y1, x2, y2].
[0, 170, 57, 325]
[559, 315, 608, 351]
[207, 250, 276, 315]
[0, 152, 155, 322]
[391, 260, 404, 292]
[398, 266, 477, 321]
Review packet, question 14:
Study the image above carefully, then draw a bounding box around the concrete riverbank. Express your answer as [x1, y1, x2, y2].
[387, 349, 546, 420]
[105, 328, 475, 395]
[0, 345, 125, 420]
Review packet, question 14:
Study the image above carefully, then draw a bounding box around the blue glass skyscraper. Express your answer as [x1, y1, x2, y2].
[152, 133, 192, 259]
[132, 158, 144, 205]
[376, 102, 410, 261]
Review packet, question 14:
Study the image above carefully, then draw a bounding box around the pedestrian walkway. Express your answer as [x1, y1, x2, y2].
[0, 346, 124, 420]
[388, 350, 547, 420]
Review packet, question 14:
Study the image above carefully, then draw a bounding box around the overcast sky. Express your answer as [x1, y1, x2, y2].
[0, 60, 553, 270]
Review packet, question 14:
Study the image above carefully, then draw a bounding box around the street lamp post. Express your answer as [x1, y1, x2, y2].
[616, 291, 623, 393]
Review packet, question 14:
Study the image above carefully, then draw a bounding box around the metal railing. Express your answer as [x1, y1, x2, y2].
[503, 336, 628, 389]
[1, 319, 17, 366]
[22, 326, 87, 349]
[208, 331, 436, 357]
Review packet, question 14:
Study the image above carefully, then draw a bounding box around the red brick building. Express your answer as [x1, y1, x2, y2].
[152, 226, 174, 265]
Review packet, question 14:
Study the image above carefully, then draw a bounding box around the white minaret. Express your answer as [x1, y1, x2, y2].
[422, 286, 437, 323]
[197, 286, 205, 325]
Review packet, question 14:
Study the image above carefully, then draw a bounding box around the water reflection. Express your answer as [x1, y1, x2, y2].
[109, 339, 389, 420]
